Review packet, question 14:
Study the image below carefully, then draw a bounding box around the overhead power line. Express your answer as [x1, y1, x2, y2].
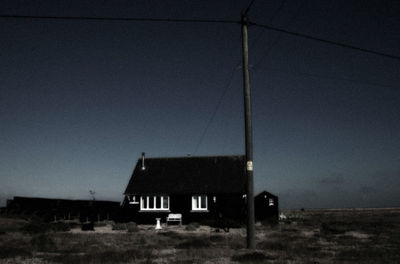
[262, 66, 398, 90]
[250, 21, 400, 61]
[1, 14, 399, 61]
[243, 0, 257, 15]
[193, 66, 238, 155]
[248, 0, 288, 49]
[253, 0, 305, 69]
[0, 14, 240, 24]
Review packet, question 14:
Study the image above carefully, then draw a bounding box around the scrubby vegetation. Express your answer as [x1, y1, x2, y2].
[20, 218, 50, 234]
[184, 222, 200, 231]
[111, 222, 127, 230]
[126, 222, 139, 232]
[231, 251, 276, 263]
[50, 222, 71, 232]
[31, 233, 57, 252]
[0, 208, 399, 263]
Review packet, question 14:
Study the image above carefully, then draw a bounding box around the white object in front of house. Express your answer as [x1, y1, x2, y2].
[155, 218, 162, 230]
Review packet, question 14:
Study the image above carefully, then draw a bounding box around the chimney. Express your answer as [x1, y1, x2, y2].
[141, 152, 146, 170]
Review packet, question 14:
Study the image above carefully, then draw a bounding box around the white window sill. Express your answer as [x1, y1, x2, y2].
[190, 210, 209, 213]
[139, 210, 171, 213]
[129, 202, 139, 204]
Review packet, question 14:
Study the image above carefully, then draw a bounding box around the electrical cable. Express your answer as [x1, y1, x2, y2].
[252, 1, 306, 70]
[0, 14, 240, 24]
[248, 0, 288, 50]
[192, 66, 238, 154]
[1, 14, 399, 61]
[250, 21, 400, 61]
[262, 66, 398, 90]
[243, 0, 257, 16]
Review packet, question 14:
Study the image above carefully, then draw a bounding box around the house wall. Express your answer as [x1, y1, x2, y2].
[122, 193, 246, 225]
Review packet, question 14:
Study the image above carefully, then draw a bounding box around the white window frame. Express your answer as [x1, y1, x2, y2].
[140, 196, 170, 211]
[191, 195, 208, 211]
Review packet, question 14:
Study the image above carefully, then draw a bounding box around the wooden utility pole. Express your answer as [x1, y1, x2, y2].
[241, 13, 255, 249]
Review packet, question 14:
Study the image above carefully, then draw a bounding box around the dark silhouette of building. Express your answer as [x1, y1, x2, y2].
[6, 196, 120, 222]
[4, 154, 279, 225]
[254, 191, 279, 222]
[123, 154, 247, 225]
[123, 154, 278, 225]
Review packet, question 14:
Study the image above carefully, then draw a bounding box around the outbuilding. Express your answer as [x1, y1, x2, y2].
[254, 190, 279, 222]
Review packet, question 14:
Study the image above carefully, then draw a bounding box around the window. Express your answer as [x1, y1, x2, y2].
[269, 198, 274, 206]
[128, 195, 139, 204]
[192, 195, 208, 211]
[140, 196, 169, 211]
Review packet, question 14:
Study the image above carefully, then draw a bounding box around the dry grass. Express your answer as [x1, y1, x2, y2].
[0, 208, 399, 263]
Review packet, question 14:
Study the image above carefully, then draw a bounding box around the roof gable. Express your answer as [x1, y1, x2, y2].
[124, 155, 246, 195]
[255, 191, 278, 199]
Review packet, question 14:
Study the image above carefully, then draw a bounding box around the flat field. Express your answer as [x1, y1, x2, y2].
[0, 208, 399, 263]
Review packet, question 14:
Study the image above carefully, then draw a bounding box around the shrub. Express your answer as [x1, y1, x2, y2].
[158, 231, 183, 239]
[127, 222, 139, 232]
[229, 239, 246, 249]
[301, 219, 315, 227]
[94, 222, 107, 227]
[209, 234, 225, 242]
[81, 222, 94, 231]
[185, 222, 200, 231]
[31, 234, 56, 252]
[257, 240, 287, 251]
[112, 222, 127, 230]
[261, 216, 279, 227]
[231, 252, 276, 263]
[21, 219, 50, 234]
[0, 217, 28, 233]
[320, 222, 348, 235]
[50, 222, 70, 232]
[68, 222, 80, 229]
[215, 218, 243, 229]
[0, 246, 32, 259]
[176, 239, 211, 249]
[46, 249, 153, 264]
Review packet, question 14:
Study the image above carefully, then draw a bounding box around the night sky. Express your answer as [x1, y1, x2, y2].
[1, 0, 399, 209]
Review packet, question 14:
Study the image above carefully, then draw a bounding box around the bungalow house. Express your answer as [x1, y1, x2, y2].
[122, 154, 247, 225]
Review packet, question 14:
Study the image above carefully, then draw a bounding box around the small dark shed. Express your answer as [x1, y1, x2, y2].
[122, 154, 247, 225]
[254, 191, 279, 222]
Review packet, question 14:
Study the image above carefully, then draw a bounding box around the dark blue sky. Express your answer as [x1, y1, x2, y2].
[1, 0, 399, 209]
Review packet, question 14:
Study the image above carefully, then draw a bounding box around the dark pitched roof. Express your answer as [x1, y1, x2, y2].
[124, 155, 246, 195]
[255, 191, 278, 199]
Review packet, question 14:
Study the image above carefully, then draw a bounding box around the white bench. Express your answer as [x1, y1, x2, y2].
[166, 213, 182, 225]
